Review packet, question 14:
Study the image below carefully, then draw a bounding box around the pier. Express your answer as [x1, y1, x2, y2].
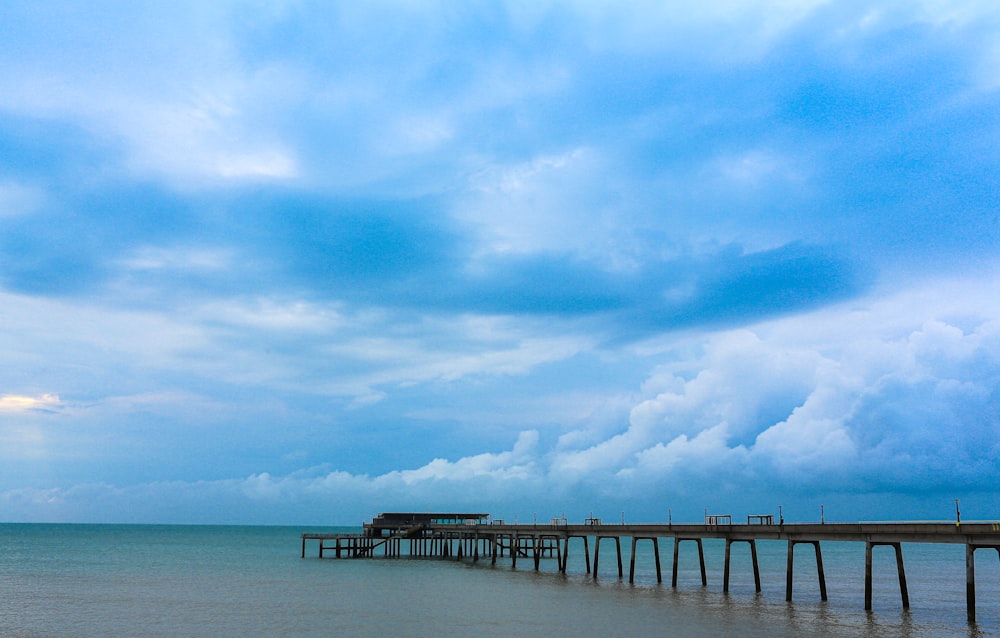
[302, 512, 1000, 623]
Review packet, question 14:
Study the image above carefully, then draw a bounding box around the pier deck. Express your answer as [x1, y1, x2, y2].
[302, 515, 1000, 623]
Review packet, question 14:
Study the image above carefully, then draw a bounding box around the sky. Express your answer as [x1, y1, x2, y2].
[1, 0, 999, 525]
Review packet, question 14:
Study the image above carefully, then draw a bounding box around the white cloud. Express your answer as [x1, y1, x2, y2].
[0, 5, 301, 186]
[0, 181, 45, 218]
[118, 246, 235, 272]
[457, 148, 655, 266]
[552, 270, 1000, 492]
[562, 0, 831, 63]
[0, 393, 61, 412]
[712, 149, 806, 189]
[391, 430, 540, 484]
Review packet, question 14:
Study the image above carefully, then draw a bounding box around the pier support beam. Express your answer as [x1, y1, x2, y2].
[965, 543, 1000, 623]
[786, 540, 827, 602]
[593, 536, 623, 579]
[864, 541, 909, 611]
[723, 539, 761, 593]
[559, 535, 590, 574]
[629, 537, 662, 584]
[538, 535, 562, 571]
[967, 543, 976, 623]
[672, 538, 707, 587]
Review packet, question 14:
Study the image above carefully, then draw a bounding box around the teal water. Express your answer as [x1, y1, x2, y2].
[1, 524, 997, 637]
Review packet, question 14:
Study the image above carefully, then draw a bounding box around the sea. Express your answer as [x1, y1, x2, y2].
[1, 524, 998, 637]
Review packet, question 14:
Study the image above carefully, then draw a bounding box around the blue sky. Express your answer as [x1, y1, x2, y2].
[2, 1, 999, 525]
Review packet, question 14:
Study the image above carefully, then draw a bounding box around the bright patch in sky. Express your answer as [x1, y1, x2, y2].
[0, 394, 60, 412]
[1, 1, 999, 525]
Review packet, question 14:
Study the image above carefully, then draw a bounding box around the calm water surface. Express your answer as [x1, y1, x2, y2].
[1, 524, 998, 637]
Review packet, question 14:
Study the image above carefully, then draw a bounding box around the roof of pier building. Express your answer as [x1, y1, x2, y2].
[369, 512, 490, 528]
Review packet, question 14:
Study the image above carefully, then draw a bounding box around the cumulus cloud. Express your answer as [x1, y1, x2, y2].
[5, 272, 998, 524]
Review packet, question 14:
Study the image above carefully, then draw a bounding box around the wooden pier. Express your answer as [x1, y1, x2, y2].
[302, 513, 1000, 623]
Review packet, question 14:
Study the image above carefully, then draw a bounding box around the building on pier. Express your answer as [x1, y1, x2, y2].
[365, 512, 490, 536]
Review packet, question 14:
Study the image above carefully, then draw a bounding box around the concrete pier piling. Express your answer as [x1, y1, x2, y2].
[724, 538, 760, 593]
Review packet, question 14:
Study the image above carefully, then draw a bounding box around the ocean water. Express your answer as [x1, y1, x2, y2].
[1, 524, 998, 637]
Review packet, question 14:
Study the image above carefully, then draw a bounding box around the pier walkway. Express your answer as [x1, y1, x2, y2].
[302, 513, 1000, 623]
